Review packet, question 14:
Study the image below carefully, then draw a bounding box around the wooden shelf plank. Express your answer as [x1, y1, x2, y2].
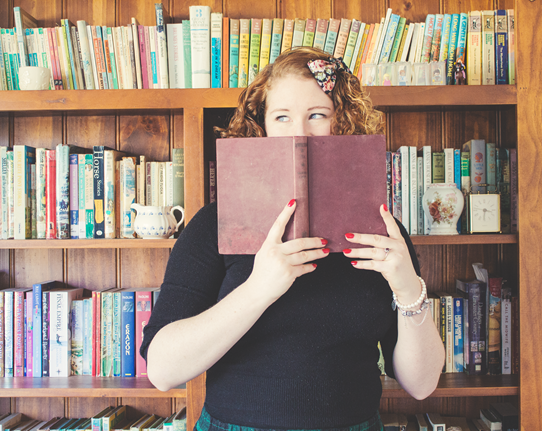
[0, 377, 186, 398]
[0, 86, 517, 113]
[409, 233, 517, 245]
[381, 374, 518, 398]
[0, 239, 177, 249]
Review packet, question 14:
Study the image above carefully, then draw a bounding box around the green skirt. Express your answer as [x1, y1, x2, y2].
[194, 407, 384, 431]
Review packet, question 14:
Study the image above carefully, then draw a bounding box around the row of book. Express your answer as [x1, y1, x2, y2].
[384, 140, 517, 236]
[1, 5, 515, 91]
[0, 282, 159, 378]
[0, 407, 186, 431]
[0, 145, 185, 240]
[382, 402, 518, 430]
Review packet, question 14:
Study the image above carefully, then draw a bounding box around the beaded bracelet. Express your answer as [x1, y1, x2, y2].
[391, 276, 430, 316]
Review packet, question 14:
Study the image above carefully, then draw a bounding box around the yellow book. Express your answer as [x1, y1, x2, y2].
[352, 25, 370, 75]
[302, 18, 316, 46]
[292, 18, 305, 48]
[102, 406, 127, 431]
[280, 18, 294, 52]
[467, 10, 482, 85]
[395, 24, 409, 63]
[333, 18, 351, 58]
[248, 18, 262, 84]
[259, 18, 272, 71]
[238, 18, 250, 87]
[365, 22, 380, 64]
[130, 415, 157, 431]
[342, 19, 361, 68]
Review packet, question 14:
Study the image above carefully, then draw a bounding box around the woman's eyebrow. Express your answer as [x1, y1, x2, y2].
[267, 108, 290, 114]
[308, 106, 333, 111]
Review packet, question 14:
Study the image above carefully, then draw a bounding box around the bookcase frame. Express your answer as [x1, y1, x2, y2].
[1, 0, 540, 429]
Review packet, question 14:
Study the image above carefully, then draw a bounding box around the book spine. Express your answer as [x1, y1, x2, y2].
[189, 5, 211, 88]
[0, 291, 4, 377]
[13, 8, 32, 67]
[342, 19, 360, 68]
[13, 146, 27, 239]
[71, 299, 84, 375]
[422, 146, 432, 234]
[101, 26, 114, 89]
[155, 5, 169, 88]
[467, 282, 488, 375]
[399, 147, 410, 234]
[456, 12, 468, 64]
[14, 291, 25, 376]
[392, 152, 402, 222]
[121, 157, 136, 238]
[135, 292, 153, 377]
[248, 19, 262, 85]
[482, 11, 495, 85]
[409, 146, 417, 235]
[495, 10, 509, 85]
[0, 31, 8, 90]
[70, 154, 79, 239]
[323, 18, 340, 55]
[42, 291, 50, 377]
[333, 18, 351, 59]
[211, 13, 223, 88]
[467, 139, 486, 193]
[77, 21, 95, 89]
[280, 19, 294, 53]
[32, 284, 43, 377]
[101, 292, 113, 377]
[78, 154, 86, 238]
[488, 277, 502, 375]
[389, 18, 406, 63]
[420, 14, 435, 63]
[445, 295, 453, 373]
[140, 25, 150, 89]
[4, 291, 13, 376]
[8, 151, 14, 238]
[439, 14, 452, 62]
[291, 18, 305, 48]
[386, 152, 392, 215]
[453, 297, 464, 372]
[467, 11, 482, 85]
[417, 157, 424, 235]
[509, 148, 518, 233]
[56, 145, 70, 239]
[93, 146, 105, 238]
[430, 14, 444, 61]
[92, 290, 101, 376]
[86, 26, 99, 89]
[229, 19, 240, 88]
[222, 17, 229, 88]
[507, 9, 515, 85]
[26, 293, 33, 376]
[46, 150, 57, 239]
[259, 18, 272, 71]
[121, 292, 135, 377]
[446, 14, 460, 85]
[84, 154, 94, 238]
[379, 15, 399, 63]
[444, 148, 454, 183]
[209, 161, 216, 204]
[302, 18, 316, 47]
[486, 143, 496, 192]
[104, 151, 116, 239]
[36, 148, 46, 238]
[181, 21, 192, 89]
[1, 147, 8, 239]
[82, 297, 93, 375]
[112, 292, 121, 377]
[130, 21, 142, 89]
[511, 295, 519, 374]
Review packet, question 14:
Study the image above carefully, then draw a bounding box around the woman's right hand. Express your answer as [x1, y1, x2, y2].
[247, 199, 330, 303]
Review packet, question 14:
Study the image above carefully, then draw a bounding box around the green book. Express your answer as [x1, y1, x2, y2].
[268, 18, 283, 64]
[342, 19, 361, 69]
[229, 19, 239, 88]
[107, 27, 119, 89]
[172, 148, 185, 226]
[172, 408, 186, 431]
[432, 152, 445, 183]
[91, 408, 114, 431]
[302, 19, 316, 47]
[181, 20, 192, 88]
[389, 17, 406, 63]
[248, 18, 261, 85]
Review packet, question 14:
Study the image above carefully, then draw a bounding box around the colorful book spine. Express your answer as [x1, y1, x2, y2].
[482, 10, 496, 85]
[101, 291, 113, 377]
[211, 12, 223, 88]
[495, 10, 509, 85]
[121, 157, 136, 238]
[229, 19, 240, 88]
[121, 291, 135, 377]
[92, 290, 101, 376]
[8, 151, 15, 238]
[93, 146, 106, 238]
[453, 296, 464, 373]
[409, 146, 417, 235]
[467, 11, 482, 85]
[13, 145, 35, 239]
[507, 9, 515, 85]
[259, 18, 272, 71]
[463, 139, 486, 193]
[32, 281, 59, 377]
[455, 12, 468, 64]
[312, 19, 328, 51]
[35, 149, 47, 239]
[323, 18, 340, 55]
[422, 146, 432, 235]
[77, 154, 86, 238]
[155, 3, 169, 88]
[350, 22, 366, 69]
[56, 144, 70, 239]
[378, 14, 399, 64]
[389, 18, 406, 63]
[181, 20, 192, 88]
[420, 14, 435, 63]
[135, 291, 153, 377]
[333, 18, 351, 59]
[238, 19, 250, 88]
[14, 290, 26, 376]
[4, 291, 14, 376]
[439, 14, 452, 62]
[139, 25, 150, 89]
[248, 18, 262, 85]
[446, 14, 460, 85]
[280, 19, 294, 53]
[222, 17, 229, 88]
[429, 14, 444, 61]
[342, 19, 361, 68]
[417, 157, 424, 235]
[41, 290, 50, 377]
[268, 18, 283, 64]
[386, 152, 392, 217]
[189, 5, 211, 88]
[112, 292, 121, 377]
[302, 18, 316, 47]
[509, 148, 518, 233]
[71, 299, 84, 375]
[1, 147, 10, 239]
[62, 19, 79, 89]
[102, 26, 115, 89]
[392, 152, 402, 222]
[69, 154, 79, 238]
[26, 293, 33, 376]
[82, 297, 93, 375]
[292, 18, 305, 48]
[0, 291, 4, 377]
[104, 150, 116, 239]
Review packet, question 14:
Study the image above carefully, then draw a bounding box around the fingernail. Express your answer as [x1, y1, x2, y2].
[312, 263, 318, 268]
[383, 203, 388, 212]
[321, 239, 328, 245]
[322, 248, 330, 254]
[351, 261, 358, 266]
[343, 248, 352, 254]
[288, 199, 296, 207]
[345, 233, 354, 239]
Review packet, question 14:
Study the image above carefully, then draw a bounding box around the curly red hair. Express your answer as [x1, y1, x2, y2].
[215, 47, 385, 138]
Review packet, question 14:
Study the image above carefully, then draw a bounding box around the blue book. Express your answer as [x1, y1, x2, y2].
[82, 297, 93, 375]
[495, 10, 509, 85]
[32, 281, 61, 377]
[121, 291, 135, 377]
[182, 20, 192, 89]
[112, 291, 122, 377]
[455, 13, 468, 65]
[453, 296, 464, 373]
[211, 27, 222, 88]
[42, 290, 50, 377]
[454, 149, 461, 233]
[439, 14, 452, 62]
[379, 14, 400, 63]
[446, 14, 460, 85]
[323, 21, 339, 55]
[229, 20, 240, 88]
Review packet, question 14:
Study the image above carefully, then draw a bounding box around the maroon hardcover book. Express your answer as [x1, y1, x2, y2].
[217, 135, 387, 254]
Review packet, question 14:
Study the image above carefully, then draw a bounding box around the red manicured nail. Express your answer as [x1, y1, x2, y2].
[345, 233, 355, 239]
[288, 199, 296, 207]
[322, 248, 330, 254]
[343, 248, 352, 254]
[383, 203, 388, 212]
[351, 261, 358, 266]
[312, 263, 318, 268]
[321, 239, 328, 245]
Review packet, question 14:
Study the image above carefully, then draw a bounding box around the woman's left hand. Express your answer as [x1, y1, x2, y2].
[343, 204, 420, 300]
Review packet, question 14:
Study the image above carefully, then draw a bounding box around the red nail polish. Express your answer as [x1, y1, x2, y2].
[312, 263, 318, 268]
[288, 199, 296, 207]
[351, 261, 357, 266]
[345, 233, 354, 239]
[321, 239, 328, 245]
[343, 248, 352, 254]
[383, 203, 388, 212]
[322, 248, 330, 254]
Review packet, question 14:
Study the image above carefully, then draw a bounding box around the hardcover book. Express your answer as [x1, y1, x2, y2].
[217, 135, 387, 254]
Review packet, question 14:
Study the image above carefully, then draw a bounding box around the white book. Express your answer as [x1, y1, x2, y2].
[14, 7, 37, 67]
[407, 23, 420, 63]
[165, 161, 173, 206]
[122, 26, 134, 89]
[49, 288, 84, 377]
[138, 155, 146, 205]
[78, 154, 86, 239]
[422, 146, 432, 235]
[77, 21, 95, 89]
[82, 297, 93, 375]
[189, 5, 211, 88]
[409, 146, 417, 235]
[131, 18, 143, 89]
[445, 295, 453, 372]
[444, 148, 455, 183]
[86, 25, 100, 90]
[148, 26, 158, 89]
[350, 22, 366, 70]
[13, 145, 33, 240]
[417, 156, 424, 235]
[501, 296, 512, 374]
[482, 10, 495, 85]
[369, 17, 385, 64]
[372, 8, 392, 64]
[4, 290, 14, 376]
[1, 147, 9, 238]
[155, 5, 169, 88]
[414, 23, 425, 63]
[0, 32, 7, 90]
[425, 412, 446, 431]
[151, 162, 159, 206]
[167, 23, 185, 89]
[70, 27, 84, 90]
[112, 27, 125, 89]
[158, 162, 166, 206]
[400, 23, 415, 62]
[71, 299, 84, 375]
[398, 146, 410, 234]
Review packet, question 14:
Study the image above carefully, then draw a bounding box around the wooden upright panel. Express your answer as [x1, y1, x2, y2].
[280, 0, 331, 22]
[517, 1, 542, 429]
[224, 0, 275, 19]
[65, 0, 116, 27]
[13, 0, 62, 27]
[184, 109, 205, 222]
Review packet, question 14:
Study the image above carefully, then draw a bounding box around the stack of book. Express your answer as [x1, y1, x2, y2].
[0, 281, 160, 378]
[0, 145, 184, 240]
[385, 139, 517, 236]
[0, 5, 515, 91]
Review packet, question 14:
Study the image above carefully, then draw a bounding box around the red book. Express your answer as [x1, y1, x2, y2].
[135, 291, 153, 377]
[14, 288, 30, 377]
[138, 25, 149, 89]
[25, 292, 33, 377]
[217, 135, 387, 254]
[46, 149, 57, 239]
[46, 28, 61, 90]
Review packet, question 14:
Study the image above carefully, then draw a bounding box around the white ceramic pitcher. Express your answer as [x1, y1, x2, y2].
[131, 204, 185, 239]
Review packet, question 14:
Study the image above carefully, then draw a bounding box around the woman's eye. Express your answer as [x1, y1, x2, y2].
[276, 115, 289, 122]
[310, 113, 326, 120]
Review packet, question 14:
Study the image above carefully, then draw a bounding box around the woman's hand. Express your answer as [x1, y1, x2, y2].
[343, 204, 421, 302]
[247, 199, 330, 303]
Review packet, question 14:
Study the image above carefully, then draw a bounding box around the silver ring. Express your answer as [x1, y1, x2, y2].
[383, 248, 390, 260]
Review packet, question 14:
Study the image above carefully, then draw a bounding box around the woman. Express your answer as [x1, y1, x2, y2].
[141, 47, 444, 431]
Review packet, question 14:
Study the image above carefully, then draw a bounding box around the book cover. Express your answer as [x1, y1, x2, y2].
[259, 18, 272, 71]
[70, 154, 79, 238]
[291, 18, 305, 48]
[495, 10, 509, 85]
[453, 296, 464, 372]
[463, 139, 486, 193]
[216, 135, 387, 254]
[446, 14, 460, 85]
[467, 11, 482, 85]
[210, 13, 223, 88]
[248, 18, 262, 85]
[488, 277, 502, 375]
[430, 14, 443, 61]
[388, 18, 406, 63]
[482, 11, 495, 85]
[507, 9, 515, 85]
[82, 297, 93, 375]
[135, 291, 153, 377]
[323, 18, 340, 55]
[456, 279, 488, 375]
[420, 14, 435, 63]
[302, 18, 316, 47]
[121, 291, 135, 377]
[228, 19, 240, 88]
[71, 299, 84, 375]
[480, 409, 502, 431]
[378, 14, 399, 64]
[13, 145, 35, 239]
[312, 19, 328, 51]
[438, 14, 452, 62]
[189, 5, 211, 88]
[238, 19, 250, 88]
[333, 18, 351, 59]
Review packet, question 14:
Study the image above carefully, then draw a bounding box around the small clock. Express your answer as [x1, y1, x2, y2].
[468, 193, 501, 233]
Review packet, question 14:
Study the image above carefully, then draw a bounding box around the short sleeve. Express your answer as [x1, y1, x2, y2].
[139, 203, 225, 361]
[380, 217, 421, 378]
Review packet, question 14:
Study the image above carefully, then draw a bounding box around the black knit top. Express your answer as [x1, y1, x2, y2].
[140, 202, 420, 429]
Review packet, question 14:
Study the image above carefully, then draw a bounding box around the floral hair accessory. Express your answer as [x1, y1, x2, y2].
[307, 57, 351, 94]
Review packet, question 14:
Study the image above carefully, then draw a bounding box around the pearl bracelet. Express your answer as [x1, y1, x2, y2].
[391, 276, 429, 316]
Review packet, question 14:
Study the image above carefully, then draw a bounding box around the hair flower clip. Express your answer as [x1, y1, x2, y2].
[307, 57, 351, 94]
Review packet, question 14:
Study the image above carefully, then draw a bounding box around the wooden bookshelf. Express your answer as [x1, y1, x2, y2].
[1, 0, 540, 429]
